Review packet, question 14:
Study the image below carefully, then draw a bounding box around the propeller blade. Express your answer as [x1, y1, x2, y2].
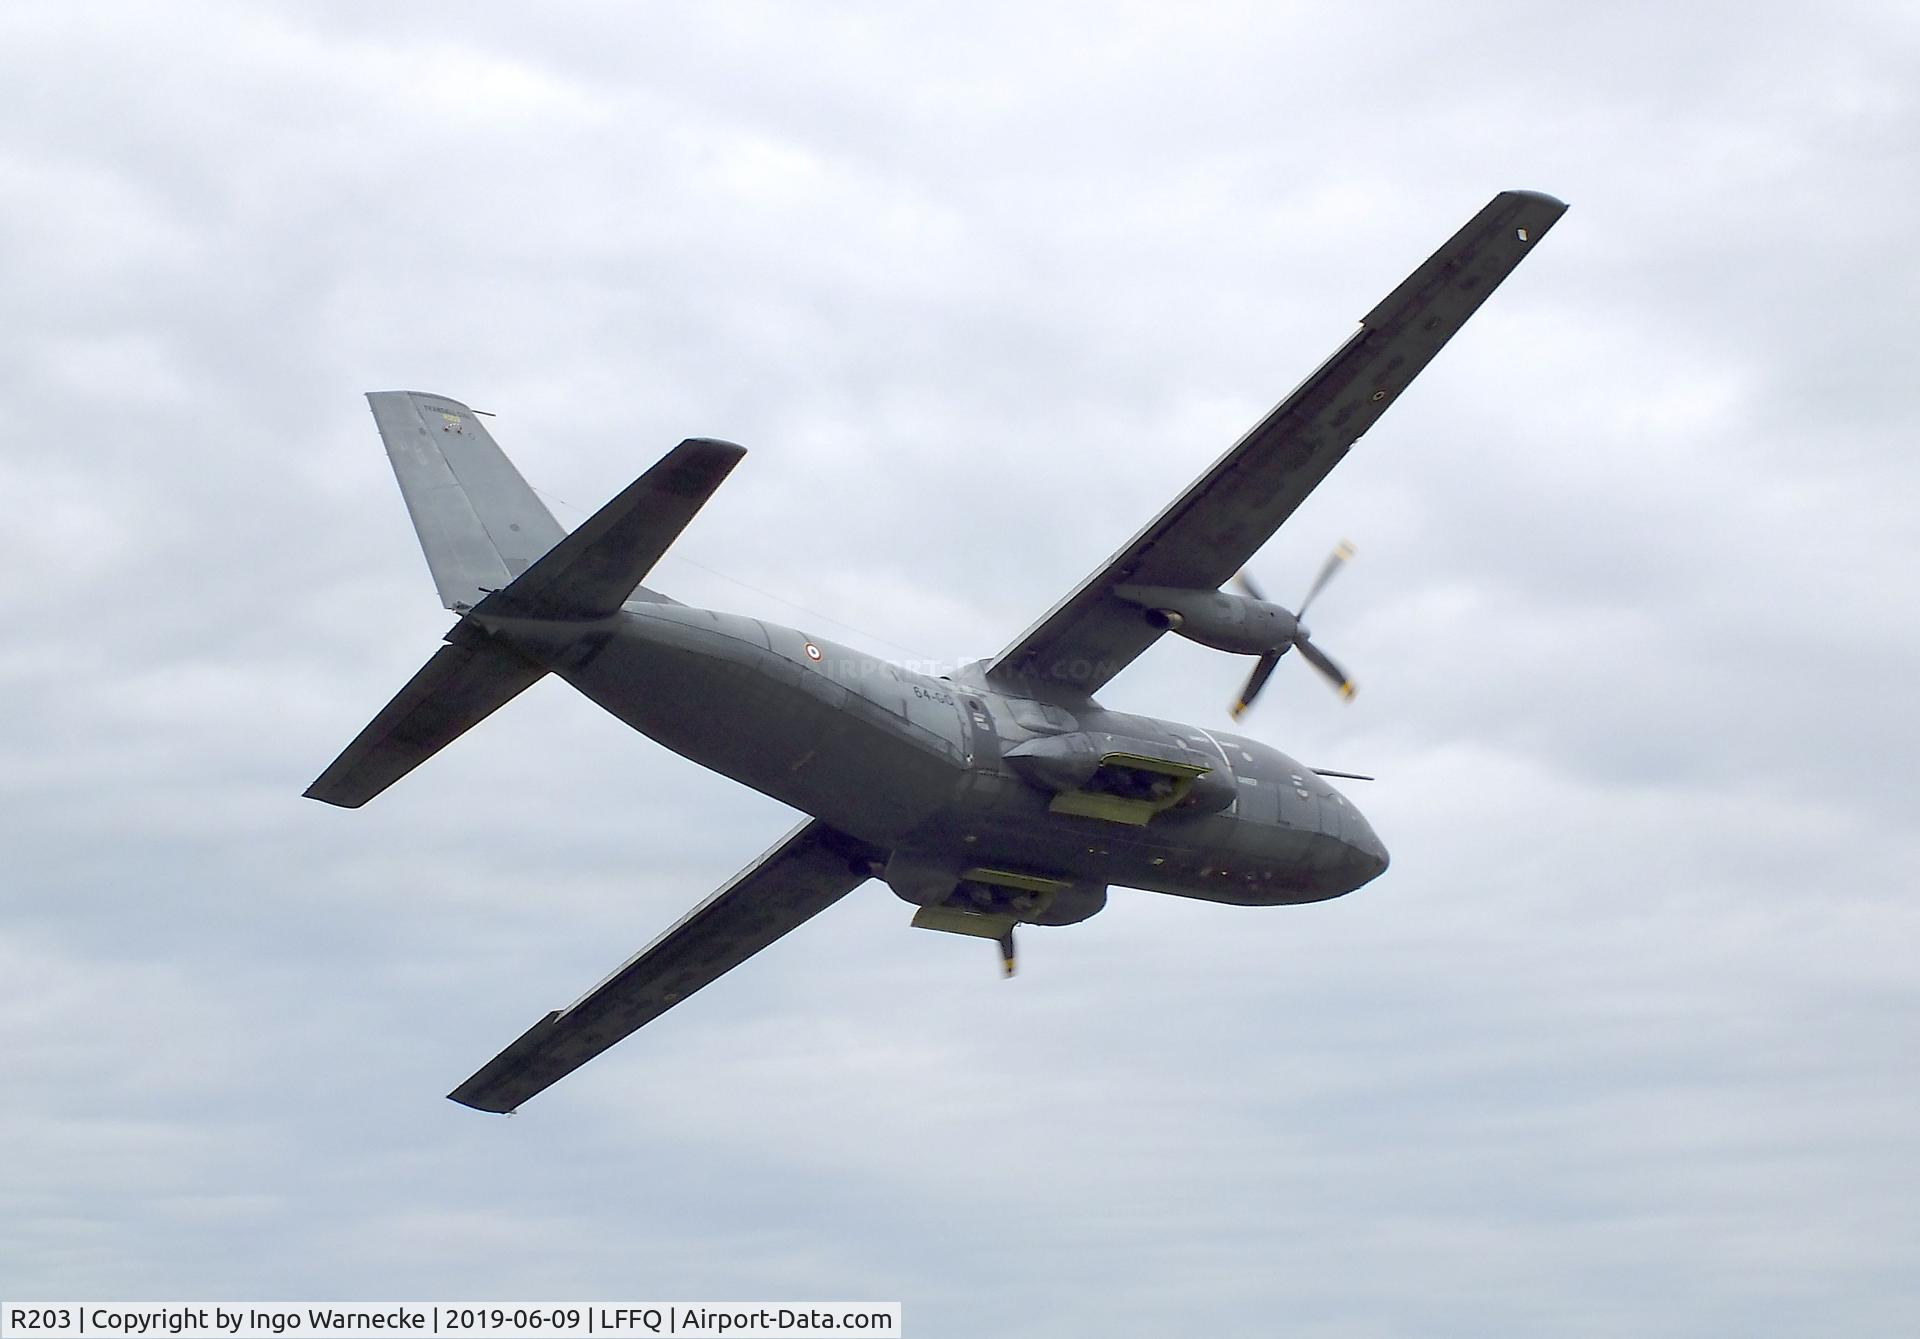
[1297, 540, 1355, 618]
[1229, 651, 1284, 720]
[1231, 569, 1268, 602]
[1296, 639, 1356, 701]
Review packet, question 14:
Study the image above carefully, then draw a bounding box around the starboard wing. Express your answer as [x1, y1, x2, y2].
[987, 189, 1567, 696]
[448, 819, 885, 1113]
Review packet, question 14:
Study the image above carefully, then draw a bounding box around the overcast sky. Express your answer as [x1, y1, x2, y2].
[5, 2, 1918, 1335]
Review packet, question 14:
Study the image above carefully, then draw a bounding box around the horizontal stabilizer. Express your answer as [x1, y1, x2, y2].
[448, 819, 882, 1112]
[304, 640, 545, 808]
[479, 437, 745, 620]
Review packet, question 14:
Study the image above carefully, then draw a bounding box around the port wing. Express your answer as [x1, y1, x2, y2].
[448, 819, 884, 1113]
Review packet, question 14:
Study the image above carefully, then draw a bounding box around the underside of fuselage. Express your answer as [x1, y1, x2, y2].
[503, 600, 1389, 918]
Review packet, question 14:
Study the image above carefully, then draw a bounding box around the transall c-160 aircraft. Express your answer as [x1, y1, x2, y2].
[307, 189, 1567, 1112]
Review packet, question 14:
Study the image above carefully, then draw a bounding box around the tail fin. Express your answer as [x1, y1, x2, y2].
[308, 394, 746, 808]
[369, 390, 569, 613]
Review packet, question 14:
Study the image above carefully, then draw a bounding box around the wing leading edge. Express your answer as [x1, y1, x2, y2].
[988, 189, 1568, 696]
[449, 819, 884, 1113]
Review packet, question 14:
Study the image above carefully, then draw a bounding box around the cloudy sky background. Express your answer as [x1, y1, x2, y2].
[5, 2, 1918, 1334]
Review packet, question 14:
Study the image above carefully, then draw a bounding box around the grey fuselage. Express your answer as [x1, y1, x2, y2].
[481, 600, 1389, 908]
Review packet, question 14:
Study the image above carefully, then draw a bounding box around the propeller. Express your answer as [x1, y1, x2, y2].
[1228, 541, 1357, 718]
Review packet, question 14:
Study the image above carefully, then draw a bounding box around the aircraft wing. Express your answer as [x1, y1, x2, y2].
[987, 189, 1567, 696]
[449, 819, 884, 1113]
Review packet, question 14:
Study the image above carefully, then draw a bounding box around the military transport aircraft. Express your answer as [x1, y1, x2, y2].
[307, 189, 1566, 1112]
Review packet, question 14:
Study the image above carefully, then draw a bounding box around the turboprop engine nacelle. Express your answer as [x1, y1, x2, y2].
[1112, 584, 1298, 656]
[883, 851, 1108, 926]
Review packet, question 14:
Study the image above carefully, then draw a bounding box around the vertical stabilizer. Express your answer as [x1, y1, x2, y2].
[368, 391, 568, 612]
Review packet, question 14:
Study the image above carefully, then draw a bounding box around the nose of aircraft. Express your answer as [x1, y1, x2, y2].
[1355, 827, 1390, 883]
[1341, 809, 1391, 890]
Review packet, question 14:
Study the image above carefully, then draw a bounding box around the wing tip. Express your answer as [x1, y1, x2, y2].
[445, 1009, 567, 1115]
[446, 1088, 518, 1115]
[301, 781, 368, 809]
